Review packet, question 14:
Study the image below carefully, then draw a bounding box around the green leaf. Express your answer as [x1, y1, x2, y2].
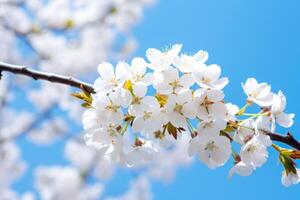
[71, 89, 93, 108]
[279, 154, 297, 175]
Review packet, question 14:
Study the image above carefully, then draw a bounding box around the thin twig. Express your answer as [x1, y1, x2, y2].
[0, 61, 95, 93]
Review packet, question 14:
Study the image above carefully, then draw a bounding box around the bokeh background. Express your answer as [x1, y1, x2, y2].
[7, 0, 300, 199]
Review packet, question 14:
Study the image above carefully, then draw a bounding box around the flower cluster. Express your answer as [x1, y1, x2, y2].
[81, 44, 298, 186]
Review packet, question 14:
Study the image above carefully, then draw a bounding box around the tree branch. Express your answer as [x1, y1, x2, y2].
[1, 61, 299, 150]
[263, 130, 300, 151]
[0, 61, 95, 93]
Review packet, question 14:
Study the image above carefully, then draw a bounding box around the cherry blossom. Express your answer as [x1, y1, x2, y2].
[126, 139, 157, 167]
[240, 134, 271, 168]
[228, 161, 254, 178]
[281, 169, 300, 187]
[271, 91, 295, 128]
[164, 90, 196, 128]
[189, 133, 231, 169]
[242, 78, 274, 107]
[153, 67, 194, 95]
[197, 118, 227, 136]
[193, 88, 227, 120]
[129, 57, 153, 85]
[173, 50, 208, 73]
[234, 119, 255, 144]
[146, 44, 182, 72]
[94, 62, 130, 93]
[193, 64, 228, 90]
[131, 96, 163, 134]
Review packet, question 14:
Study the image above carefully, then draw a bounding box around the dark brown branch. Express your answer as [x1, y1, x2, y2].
[0, 61, 95, 93]
[264, 131, 300, 151]
[271, 132, 300, 149]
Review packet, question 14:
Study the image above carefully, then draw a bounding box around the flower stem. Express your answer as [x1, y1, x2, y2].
[186, 118, 196, 134]
[120, 119, 132, 135]
[238, 112, 269, 125]
[237, 102, 251, 115]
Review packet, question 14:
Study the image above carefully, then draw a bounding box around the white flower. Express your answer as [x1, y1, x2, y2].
[271, 91, 295, 128]
[240, 134, 271, 168]
[106, 135, 128, 165]
[255, 115, 272, 133]
[194, 89, 227, 120]
[173, 50, 208, 73]
[225, 103, 239, 121]
[84, 88, 131, 127]
[197, 118, 227, 135]
[94, 62, 130, 93]
[126, 140, 157, 167]
[164, 90, 196, 128]
[84, 124, 119, 151]
[242, 78, 274, 107]
[254, 116, 275, 146]
[128, 83, 148, 116]
[228, 161, 254, 178]
[234, 119, 255, 144]
[281, 169, 300, 187]
[85, 126, 129, 164]
[193, 64, 229, 90]
[146, 44, 182, 72]
[131, 96, 163, 134]
[189, 134, 231, 169]
[153, 67, 194, 94]
[129, 57, 153, 85]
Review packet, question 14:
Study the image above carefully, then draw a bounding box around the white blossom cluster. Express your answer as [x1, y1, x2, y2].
[83, 44, 297, 187]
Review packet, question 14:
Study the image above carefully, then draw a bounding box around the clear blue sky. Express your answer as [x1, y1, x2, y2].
[14, 0, 300, 199]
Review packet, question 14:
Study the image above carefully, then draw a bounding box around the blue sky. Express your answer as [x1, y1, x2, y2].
[14, 0, 300, 199]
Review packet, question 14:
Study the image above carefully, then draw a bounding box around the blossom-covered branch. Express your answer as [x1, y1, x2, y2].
[0, 60, 299, 151]
[0, 62, 95, 93]
[76, 44, 299, 187]
[1, 43, 299, 187]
